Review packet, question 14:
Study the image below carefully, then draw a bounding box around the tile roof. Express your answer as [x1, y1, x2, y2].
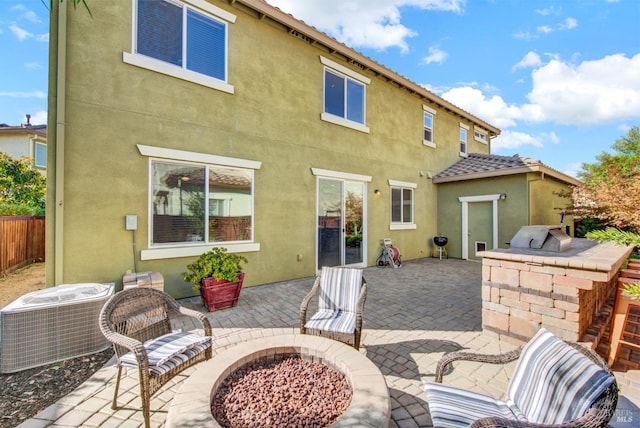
[432, 153, 581, 186]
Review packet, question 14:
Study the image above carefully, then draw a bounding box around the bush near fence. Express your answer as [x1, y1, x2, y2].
[0, 216, 45, 276]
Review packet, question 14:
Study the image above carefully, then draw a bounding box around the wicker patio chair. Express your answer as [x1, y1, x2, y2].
[99, 287, 212, 428]
[300, 266, 367, 349]
[424, 328, 618, 428]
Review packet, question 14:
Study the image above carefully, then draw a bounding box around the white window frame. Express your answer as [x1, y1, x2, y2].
[474, 127, 488, 144]
[137, 144, 261, 260]
[423, 105, 436, 148]
[123, 0, 236, 94]
[388, 179, 417, 230]
[320, 56, 370, 134]
[459, 123, 469, 157]
[34, 141, 46, 168]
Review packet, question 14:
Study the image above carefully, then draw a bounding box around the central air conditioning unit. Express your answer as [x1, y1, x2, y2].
[0, 282, 115, 373]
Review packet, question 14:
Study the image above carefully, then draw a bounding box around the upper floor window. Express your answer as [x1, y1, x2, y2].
[324, 69, 365, 124]
[389, 179, 417, 229]
[423, 104, 436, 147]
[424, 113, 433, 141]
[34, 142, 46, 168]
[474, 128, 488, 144]
[460, 123, 469, 156]
[137, 0, 226, 80]
[124, 0, 236, 93]
[320, 56, 370, 133]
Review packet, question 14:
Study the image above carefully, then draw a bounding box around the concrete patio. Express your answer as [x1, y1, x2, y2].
[18, 258, 640, 427]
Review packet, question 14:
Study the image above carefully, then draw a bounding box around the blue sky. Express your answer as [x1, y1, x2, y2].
[1, 0, 639, 177]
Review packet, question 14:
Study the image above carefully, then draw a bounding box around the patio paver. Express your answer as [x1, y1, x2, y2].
[17, 258, 640, 427]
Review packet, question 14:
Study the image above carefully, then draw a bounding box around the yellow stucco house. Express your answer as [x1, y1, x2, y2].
[0, 117, 47, 177]
[47, 0, 503, 297]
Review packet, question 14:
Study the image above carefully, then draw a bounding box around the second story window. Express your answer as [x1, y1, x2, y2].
[460, 124, 468, 156]
[136, 0, 227, 81]
[424, 112, 433, 143]
[325, 69, 365, 124]
[320, 56, 370, 133]
[474, 128, 488, 144]
[422, 105, 436, 148]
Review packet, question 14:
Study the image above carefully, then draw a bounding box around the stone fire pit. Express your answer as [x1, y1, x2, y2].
[166, 333, 390, 428]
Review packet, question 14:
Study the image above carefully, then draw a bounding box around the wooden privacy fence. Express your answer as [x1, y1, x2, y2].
[0, 216, 45, 276]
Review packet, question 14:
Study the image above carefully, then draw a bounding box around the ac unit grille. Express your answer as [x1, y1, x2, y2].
[0, 283, 115, 373]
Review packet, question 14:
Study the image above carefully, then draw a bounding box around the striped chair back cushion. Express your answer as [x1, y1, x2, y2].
[318, 267, 363, 313]
[507, 328, 616, 424]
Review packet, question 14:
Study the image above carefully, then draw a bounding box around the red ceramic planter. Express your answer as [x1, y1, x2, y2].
[199, 272, 245, 311]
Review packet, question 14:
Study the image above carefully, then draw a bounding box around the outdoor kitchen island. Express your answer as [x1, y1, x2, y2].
[480, 226, 633, 346]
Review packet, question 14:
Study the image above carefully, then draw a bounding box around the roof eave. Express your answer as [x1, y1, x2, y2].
[235, 0, 501, 136]
[432, 164, 582, 186]
[432, 166, 532, 183]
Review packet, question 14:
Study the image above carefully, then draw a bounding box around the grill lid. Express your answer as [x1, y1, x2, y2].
[509, 225, 572, 252]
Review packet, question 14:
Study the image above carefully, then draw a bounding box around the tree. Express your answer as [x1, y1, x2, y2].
[567, 126, 640, 233]
[0, 153, 46, 215]
[49, 0, 92, 16]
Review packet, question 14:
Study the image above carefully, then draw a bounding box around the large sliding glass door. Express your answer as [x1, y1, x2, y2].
[317, 177, 365, 268]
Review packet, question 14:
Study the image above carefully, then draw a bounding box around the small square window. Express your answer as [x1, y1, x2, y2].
[474, 129, 488, 144]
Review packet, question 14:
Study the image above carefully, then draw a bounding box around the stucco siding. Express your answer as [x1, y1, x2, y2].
[49, 1, 494, 296]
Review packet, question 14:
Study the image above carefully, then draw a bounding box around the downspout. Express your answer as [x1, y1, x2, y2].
[51, 2, 67, 285]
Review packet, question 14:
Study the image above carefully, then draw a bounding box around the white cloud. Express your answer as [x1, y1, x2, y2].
[491, 130, 543, 151]
[513, 31, 537, 40]
[526, 53, 640, 125]
[543, 131, 560, 144]
[440, 86, 522, 129]
[20, 10, 41, 24]
[537, 25, 553, 34]
[0, 91, 47, 99]
[24, 62, 42, 69]
[440, 53, 640, 134]
[561, 162, 583, 178]
[9, 24, 32, 41]
[30, 110, 47, 126]
[512, 51, 542, 71]
[559, 17, 578, 30]
[535, 6, 560, 16]
[422, 46, 447, 64]
[265, 0, 464, 51]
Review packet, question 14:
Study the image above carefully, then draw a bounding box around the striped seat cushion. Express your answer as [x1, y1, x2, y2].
[424, 382, 526, 427]
[507, 328, 616, 424]
[305, 309, 356, 334]
[304, 267, 362, 334]
[148, 343, 210, 376]
[119, 331, 211, 368]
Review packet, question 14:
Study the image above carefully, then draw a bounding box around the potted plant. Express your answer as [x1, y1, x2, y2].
[182, 247, 248, 311]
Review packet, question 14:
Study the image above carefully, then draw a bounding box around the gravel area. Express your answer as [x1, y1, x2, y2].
[0, 349, 114, 428]
[212, 354, 352, 427]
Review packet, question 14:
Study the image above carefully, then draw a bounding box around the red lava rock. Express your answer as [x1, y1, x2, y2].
[212, 354, 352, 427]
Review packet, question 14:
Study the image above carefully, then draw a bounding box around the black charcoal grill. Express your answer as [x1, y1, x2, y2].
[433, 235, 448, 259]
